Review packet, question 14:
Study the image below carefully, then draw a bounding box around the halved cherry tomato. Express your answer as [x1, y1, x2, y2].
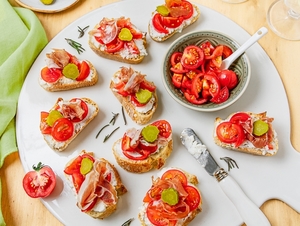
[40, 112, 52, 134]
[170, 52, 183, 67]
[229, 112, 251, 124]
[162, 16, 183, 28]
[41, 67, 62, 83]
[218, 69, 238, 90]
[106, 38, 124, 53]
[204, 74, 220, 97]
[181, 75, 192, 89]
[210, 86, 229, 104]
[51, 118, 74, 142]
[152, 120, 172, 138]
[221, 45, 233, 58]
[185, 69, 201, 80]
[172, 73, 183, 88]
[191, 74, 203, 98]
[170, 62, 188, 74]
[184, 185, 201, 211]
[184, 92, 207, 105]
[69, 98, 89, 122]
[200, 41, 215, 58]
[152, 13, 168, 34]
[181, 45, 204, 70]
[22, 162, 56, 198]
[76, 61, 90, 81]
[140, 80, 156, 92]
[209, 45, 223, 67]
[216, 122, 245, 147]
[161, 169, 187, 186]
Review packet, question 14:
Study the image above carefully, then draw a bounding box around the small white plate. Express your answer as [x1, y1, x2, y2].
[15, 0, 79, 13]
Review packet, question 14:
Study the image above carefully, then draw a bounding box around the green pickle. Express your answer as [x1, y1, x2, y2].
[62, 63, 79, 80]
[253, 120, 269, 136]
[161, 188, 179, 205]
[46, 110, 63, 126]
[118, 28, 133, 41]
[80, 158, 93, 175]
[136, 89, 152, 104]
[156, 5, 169, 16]
[142, 125, 159, 143]
[40, 0, 54, 5]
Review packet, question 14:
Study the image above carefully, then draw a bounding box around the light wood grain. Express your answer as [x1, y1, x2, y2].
[3, 0, 300, 225]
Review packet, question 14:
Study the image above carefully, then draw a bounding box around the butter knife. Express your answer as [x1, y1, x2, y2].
[180, 128, 270, 226]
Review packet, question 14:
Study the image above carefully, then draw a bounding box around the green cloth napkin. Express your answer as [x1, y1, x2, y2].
[0, 1, 48, 225]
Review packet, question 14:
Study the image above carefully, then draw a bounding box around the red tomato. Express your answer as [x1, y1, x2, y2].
[218, 69, 238, 90]
[229, 112, 251, 124]
[170, 52, 182, 67]
[51, 118, 74, 142]
[216, 122, 245, 147]
[204, 74, 221, 97]
[162, 16, 183, 28]
[210, 45, 223, 68]
[64, 155, 83, 175]
[76, 61, 90, 81]
[191, 74, 203, 98]
[138, 139, 158, 153]
[124, 40, 140, 54]
[200, 41, 215, 58]
[185, 69, 201, 80]
[140, 80, 156, 92]
[184, 92, 208, 105]
[40, 112, 52, 134]
[22, 162, 56, 198]
[130, 94, 147, 107]
[123, 149, 151, 160]
[181, 45, 204, 70]
[170, 62, 188, 74]
[69, 98, 89, 122]
[72, 172, 85, 193]
[151, 120, 172, 138]
[106, 38, 124, 53]
[184, 185, 201, 211]
[222, 45, 233, 58]
[121, 134, 138, 152]
[161, 169, 187, 186]
[180, 0, 194, 19]
[152, 13, 168, 34]
[41, 67, 62, 83]
[172, 73, 183, 88]
[210, 86, 229, 104]
[181, 75, 192, 89]
[146, 201, 172, 226]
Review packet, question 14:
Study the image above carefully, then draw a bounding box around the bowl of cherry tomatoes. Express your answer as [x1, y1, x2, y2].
[162, 30, 251, 112]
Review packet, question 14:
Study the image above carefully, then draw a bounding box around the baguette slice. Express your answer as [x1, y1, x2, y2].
[64, 151, 127, 219]
[148, 2, 200, 42]
[138, 167, 202, 225]
[39, 49, 98, 92]
[112, 120, 173, 173]
[110, 67, 158, 125]
[214, 111, 279, 156]
[88, 17, 148, 64]
[41, 97, 99, 152]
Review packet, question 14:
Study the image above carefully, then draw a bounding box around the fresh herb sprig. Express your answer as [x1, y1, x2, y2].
[122, 218, 134, 226]
[121, 106, 127, 125]
[103, 126, 120, 143]
[96, 112, 119, 139]
[77, 25, 89, 38]
[220, 157, 239, 171]
[65, 38, 85, 54]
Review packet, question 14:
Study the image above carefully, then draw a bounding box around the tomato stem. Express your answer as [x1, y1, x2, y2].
[32, 162, 44, 171]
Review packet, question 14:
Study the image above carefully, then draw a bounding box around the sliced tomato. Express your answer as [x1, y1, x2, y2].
[162, 16, 183, 28]
[124, 40, 140, 54]
[72, 172, 85, 193]
[116, 83, 130, 97]
[22, 162, 56, 198]
[200, 41, 215, 58]
[229, 112, 251, 124]
[69, 98, 89, 122]
[184, 185, 201, 211]
[121, 134, 138, 152]
[64, 155, 83, 175]
[161, 169, 187, 186]
[185, 69, 201, 80]
[41, 67, 62, 83]
[180, 0, 194, 19]
[181, 75, 192, 89]
[51, 118, 74, 142]
[106, 38, 124, 53]
[40, 112, 52, 134]
[221, 45, 233, 58]
[191, 74, 203, 98]
[181, 45, 204, 70]
[146, 201, 172, 226]
[184, 92, 207, 105]
[140, 80, 156, 92]
[138, 139, 158, 153]
[170, 62, 188, 74]
[123, 149, 151, 160]
[204, 74, 220, 97]
[211, 45, 223, 68]
[151, 120, 172, 138]
[152, 13, 168, 34]
[170, 52, 182, 67]
[76, 61, 90, 81]
[216, 122, 245, 147]
[172, 73, 183, 88]
[218, 69, 238, 90]
[210, 86, 229, 104]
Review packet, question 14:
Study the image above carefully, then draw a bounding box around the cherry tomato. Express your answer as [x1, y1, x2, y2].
[106, 38, 124, 53]
[209, 45, 223, 68]
[181, 45, 204, 70]
[41, 67, 62, 83]
[184, 185, 201, 211]
[152, 120, 172, 138]
[51, 118, 74, 142]
[210, 86, 229, 104]
[152, 13, 168, 34]
[191, 74, 203, 98]
[184, 92, 208, 105]
[40, 112, 52, 134]
[181, 75, 192, 89]
[216, 122, 245, 147]
[76, 61, 90, 81]
[170, 62, 188, 74]
[162, 16, 183, 28]
[221, 45, 233, 58]
[200, 41, 215, 58]
[172, 73, 183, 88]
[218, 70, 238, 90]
[229, 112, 251, 124]
[185, 69, 202, 80]
[161, 169, 187, 186]
[140, 80, 156, 92]
[170, 52, 183, 67]
[204, 74, 221, 97]
[22, 162, 56, 198]
[69, 98, 89, 122]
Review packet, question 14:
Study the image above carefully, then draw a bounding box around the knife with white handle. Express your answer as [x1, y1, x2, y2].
[180, 128, 270, 226]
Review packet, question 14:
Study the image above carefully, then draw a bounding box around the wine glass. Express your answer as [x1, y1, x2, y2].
[267, 0, 300, 40]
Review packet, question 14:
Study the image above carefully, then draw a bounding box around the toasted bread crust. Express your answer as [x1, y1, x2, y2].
[148, 4, 200, 42]
[39, 61, 98, 92]
[213, 112, 279, 156]
[65, 151, 127, 219]
[42, 98, 99, 152]
[112, 139, 173, 173]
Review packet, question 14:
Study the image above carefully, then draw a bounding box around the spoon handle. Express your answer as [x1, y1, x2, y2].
[221, 27, 268, 70]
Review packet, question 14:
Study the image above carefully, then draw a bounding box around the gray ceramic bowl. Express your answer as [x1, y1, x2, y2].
[162, 31, 251, 112]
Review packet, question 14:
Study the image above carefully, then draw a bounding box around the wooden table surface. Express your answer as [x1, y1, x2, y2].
[3, 0, 300, 225]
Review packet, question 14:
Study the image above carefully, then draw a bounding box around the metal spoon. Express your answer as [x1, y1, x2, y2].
[220, 27, 268, 70]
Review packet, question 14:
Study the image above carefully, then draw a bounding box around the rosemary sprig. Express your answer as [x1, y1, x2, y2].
[103, 126, 120, 142]
[121, 106, 127, 125]
[96, 112, 119, 138]
[220, 157, 239, 171]
[65, 38, 85, 54]
[77, 25, 89, 38]
[122, 218, 134, 226]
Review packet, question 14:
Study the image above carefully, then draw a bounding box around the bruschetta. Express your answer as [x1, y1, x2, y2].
[110, 66, 158, 125]
[88, 17, 148, 64]
[64, 151, 127, 219]
[39, 49, 98, 91]
[214, 111, 279, 156]
[40, 97, 99, 152]
[138, 167, 202, 225]
[112, 120, 173, 173]
[148, 0, 201, 42]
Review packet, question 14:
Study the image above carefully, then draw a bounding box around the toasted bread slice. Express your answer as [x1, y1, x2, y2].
[39, 49, 98, 92]
[110, 67, 158, 125]
[138, 167, 202, 225]
[88, 17, 148, 64]
[41, 97, 99, 152]
[64, 151, 127, 219]
[112, 120, 173, 173]
[148, 3, 200, 42]
[213, 111, 278, 156]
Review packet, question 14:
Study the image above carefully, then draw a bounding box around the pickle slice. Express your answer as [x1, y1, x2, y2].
[80, 158, 93, 175]
[46, 110, 63, 126]
[118, 28, 133, 41]
[253, 120, 269, 136]
[136, 89, 152, 104]
[141, 125, 159, 143]
[62, 63, 79, 80]
[161, 188, 179, 205]
[156, 5, 169, 16]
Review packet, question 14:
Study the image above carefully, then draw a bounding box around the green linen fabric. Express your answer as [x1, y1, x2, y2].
[0, 1, 48, 225]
